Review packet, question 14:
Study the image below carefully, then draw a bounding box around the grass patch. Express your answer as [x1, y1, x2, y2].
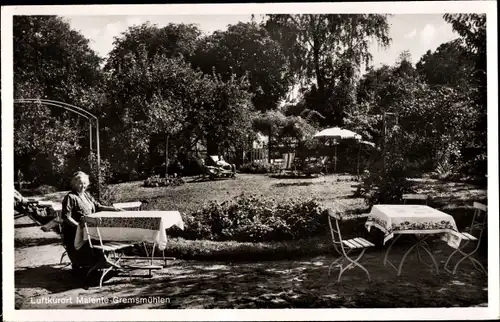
[102, 174, 368, 214]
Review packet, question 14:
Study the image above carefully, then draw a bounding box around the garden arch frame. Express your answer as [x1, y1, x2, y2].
[14, 98, 102, 198]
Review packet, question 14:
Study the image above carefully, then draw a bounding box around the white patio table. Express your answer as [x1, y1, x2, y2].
[74, 210, 184, 253]
[365, 204, 461, 276]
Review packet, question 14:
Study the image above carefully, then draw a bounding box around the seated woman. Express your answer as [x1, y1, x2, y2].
[61, 171, 123, 273]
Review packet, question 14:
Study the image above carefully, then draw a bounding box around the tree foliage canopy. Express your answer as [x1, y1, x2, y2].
[13, 14, 488, 186]
[14, 16, 104, 185]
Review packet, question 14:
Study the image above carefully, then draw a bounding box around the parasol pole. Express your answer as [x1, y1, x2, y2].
[357, 143, 361, 177]
[334, 139, 338, 173]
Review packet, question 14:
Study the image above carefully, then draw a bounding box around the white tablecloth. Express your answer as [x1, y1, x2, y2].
[365, 205, 462, 248]
[75, 211, 184, 251]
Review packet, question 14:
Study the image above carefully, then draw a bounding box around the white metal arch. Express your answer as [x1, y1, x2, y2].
[14, 98, 102, 199]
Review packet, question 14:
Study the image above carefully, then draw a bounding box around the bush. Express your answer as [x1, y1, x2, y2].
[143, 174, 185, 188]
[239, 162, 280, 174]
[356, 166, 414, 206]
[171, 195, 327, 242]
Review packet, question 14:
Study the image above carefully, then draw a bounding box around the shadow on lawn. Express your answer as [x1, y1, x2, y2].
[95, 249, 487, 309]
[269, 174, 319, 180]
[15, 265, 85, 294]
[273, 182, 316, 187]
[15, 222, 40, 229]
[15, 237, 61, 248]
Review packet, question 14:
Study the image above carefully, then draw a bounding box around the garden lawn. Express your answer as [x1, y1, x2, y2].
[108, 173, 370, 214]
[37, 174, 487, 215]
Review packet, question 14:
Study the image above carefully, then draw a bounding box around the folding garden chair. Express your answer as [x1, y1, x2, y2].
[279, 152, 296, 175]
[327, 210, 374, 282]
[82, 216, 135, 288]
[402, 194, 428, 205]
[319, 156, 329, 174]
[209, 155, 236, 178]
[444, 202, 487, 275]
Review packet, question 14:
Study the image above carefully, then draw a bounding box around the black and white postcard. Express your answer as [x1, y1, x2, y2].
[2, 1, 498, 321]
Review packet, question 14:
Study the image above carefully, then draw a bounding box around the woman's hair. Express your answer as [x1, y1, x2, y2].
[70, 171, 90, 191]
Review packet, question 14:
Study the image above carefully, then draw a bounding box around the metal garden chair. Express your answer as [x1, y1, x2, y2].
[327, 210, 374, 282]
[444, 202, 487, 275]
[82, 216, 136, 288]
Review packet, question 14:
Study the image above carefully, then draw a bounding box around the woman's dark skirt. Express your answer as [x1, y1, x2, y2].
[62, 223, 102, 271]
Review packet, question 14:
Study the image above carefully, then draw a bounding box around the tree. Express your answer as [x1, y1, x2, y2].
[14, 15, 104, 186]
[192, 22, 291, 111]
[416, 40, 474, 87]
[104, 37, 254, 178]
[443, 14, 487, 178]
[102, 23, 201, 178]
[348, 54, 476, 174]
[105, 22, 201, 75]
[264, 14, 390, 125]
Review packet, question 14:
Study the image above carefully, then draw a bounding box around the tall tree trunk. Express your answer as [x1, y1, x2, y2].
[165, 134, 169, 178]
[313, 42, 323, 93]
[268, 126, 272, 163]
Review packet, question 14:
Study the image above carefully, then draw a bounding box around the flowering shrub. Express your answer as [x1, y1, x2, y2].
[173, 195, 327, 242]
[143, 174, 185, 188]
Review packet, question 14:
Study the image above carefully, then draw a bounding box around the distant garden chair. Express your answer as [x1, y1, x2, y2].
[208, 155, 236, 173]
[279, 152, 296, 175]
[326, 209, 374, 282]
[444, 202, 487, 275]
[198, 156, 235, 180]
[319, 156, 329, 174]
[402, 194, 428, 205]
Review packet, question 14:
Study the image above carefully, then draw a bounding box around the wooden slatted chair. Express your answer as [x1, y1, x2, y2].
[82, 216, 136, 288]
[327, 210, 374, 282]
[402, 194, 428, 205]
[444, 202, 487, 275]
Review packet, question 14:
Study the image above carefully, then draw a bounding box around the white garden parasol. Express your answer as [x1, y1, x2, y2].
[314, 127, 373, 174]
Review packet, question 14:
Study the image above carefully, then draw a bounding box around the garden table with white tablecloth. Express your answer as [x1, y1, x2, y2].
[74, 211, 184, 251]
[365, 204, 462, 276]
